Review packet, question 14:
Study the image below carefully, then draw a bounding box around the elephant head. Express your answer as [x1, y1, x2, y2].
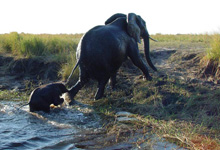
[53, 83, 68, 105]
[127, 13, 157, 71]
[104, 13, 157, 72]
[56, 83, 69, 95]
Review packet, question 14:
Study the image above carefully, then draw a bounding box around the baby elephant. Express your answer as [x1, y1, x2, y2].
[28, 83, 68, 112]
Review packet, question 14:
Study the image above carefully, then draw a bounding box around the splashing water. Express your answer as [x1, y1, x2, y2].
[0, 101, 101, 150]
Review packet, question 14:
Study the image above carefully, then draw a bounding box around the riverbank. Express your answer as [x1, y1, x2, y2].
[1, 33, 220, 149]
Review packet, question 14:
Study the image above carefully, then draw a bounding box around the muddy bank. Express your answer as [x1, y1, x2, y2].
[1, 48, 219, 91]
[1, 48, 220, 149]
[153, 49, 220, 87]
[1, 56, 60, 80]
[0, 55, 61, 90]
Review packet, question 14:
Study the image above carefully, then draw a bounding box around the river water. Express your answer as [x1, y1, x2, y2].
[0, 101, 101, 150]
[0, 100, 187, 150]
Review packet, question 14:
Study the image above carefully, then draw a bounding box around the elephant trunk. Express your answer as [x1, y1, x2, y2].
[143, 32, 157, 71]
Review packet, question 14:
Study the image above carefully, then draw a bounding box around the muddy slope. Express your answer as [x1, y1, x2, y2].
[0, 56, 61, 90]
[1, 48, 219, 91]
[151, 49, 220, 87]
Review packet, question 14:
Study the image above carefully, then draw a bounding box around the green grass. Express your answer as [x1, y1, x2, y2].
[58, 52, 79, 83]
[150, 34, 212, 51]
[200, 33, 220, 79]
[206, 34, 220, 62]
[0, 32, 81, 57]
[89, 76, 220, 149]
[0, 32, 82, 80]
[0, 90, 29, 101]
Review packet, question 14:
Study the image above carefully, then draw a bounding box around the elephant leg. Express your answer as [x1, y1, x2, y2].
[53, 97, 64, 106]
[128, 47, 152, 80]
[110, 73, 117, 89]
[68, 69, 89, 103]
[38, 104, 50, 113]
[44, 107, 50, 113]
[95, 78, 109, 100]
[29, 105, 36, 112]
[69, 79, 88, 98]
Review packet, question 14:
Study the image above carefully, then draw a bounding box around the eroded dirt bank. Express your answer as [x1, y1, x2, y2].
[0, 55, 61, 91]
[151, 48, 220, 88]
[1, 47, 219, 92]
[1, 48, 219, 91]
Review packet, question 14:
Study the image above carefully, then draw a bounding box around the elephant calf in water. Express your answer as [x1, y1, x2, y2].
[28, 83, 68, 113]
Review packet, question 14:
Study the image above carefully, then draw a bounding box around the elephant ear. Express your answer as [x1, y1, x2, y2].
[127, 13, 141, 43]
[136, 15, 147, 35]
[105, 13, 126, 25]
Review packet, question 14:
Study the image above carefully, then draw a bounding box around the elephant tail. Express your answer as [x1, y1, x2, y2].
[65, 60, 79, 85]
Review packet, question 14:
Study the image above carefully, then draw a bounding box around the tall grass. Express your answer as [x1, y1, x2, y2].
[0, 32, 22, 54]
[0, 32, 82, 57]
[206, 34, 220, 62]
[59, 53, 79, 84]
[0, 32, 83, 80]
[20, 36, 45, 56]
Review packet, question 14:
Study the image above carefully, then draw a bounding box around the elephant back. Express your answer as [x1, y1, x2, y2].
[78, 24, 129, 79]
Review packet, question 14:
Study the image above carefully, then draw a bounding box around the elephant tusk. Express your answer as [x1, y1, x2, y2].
[149, 36, 158, 42]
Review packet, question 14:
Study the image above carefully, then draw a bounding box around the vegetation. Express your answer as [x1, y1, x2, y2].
[206, 34, 220, 62]
[75, 73, 220, 149]
[0, 32, 81, 57]
[0, 32, 82, 80]
[199, 33, 220, 80]
[150, 33, 212, 51]
[1, 32, 220, 149]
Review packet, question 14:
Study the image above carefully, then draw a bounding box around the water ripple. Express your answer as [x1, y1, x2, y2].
[0, 101, 101, 150]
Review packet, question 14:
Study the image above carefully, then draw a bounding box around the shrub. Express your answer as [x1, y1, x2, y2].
[206, 34, 220, 62]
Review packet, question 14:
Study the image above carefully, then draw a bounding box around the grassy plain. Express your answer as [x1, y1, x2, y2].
[0, 32, 220, 149]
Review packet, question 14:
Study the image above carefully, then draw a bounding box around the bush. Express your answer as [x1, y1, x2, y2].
[206, 34, 220, 62]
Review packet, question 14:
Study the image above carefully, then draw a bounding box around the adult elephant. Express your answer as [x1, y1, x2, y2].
[67, 13, 157, 101]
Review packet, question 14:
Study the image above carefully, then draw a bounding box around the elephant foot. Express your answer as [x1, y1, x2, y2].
[94, 95, 102, 100]
[69, 100, 77, 106]
[63, 92, 76, 105]
[143, 74, 152, 81]
[146, 75, 152, 81]
[94, 93, 105, 100]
